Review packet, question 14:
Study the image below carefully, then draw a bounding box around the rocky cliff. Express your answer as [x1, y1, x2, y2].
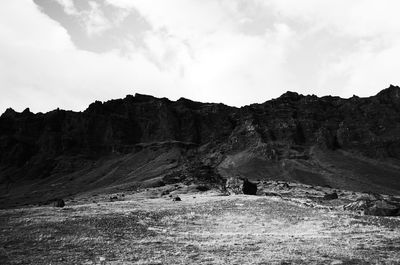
[1, 86, 400, 207]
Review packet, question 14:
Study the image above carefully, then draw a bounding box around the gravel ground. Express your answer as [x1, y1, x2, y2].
[1, 192, 400, 264]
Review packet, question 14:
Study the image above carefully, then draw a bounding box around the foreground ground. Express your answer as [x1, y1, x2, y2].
[1, 190, 400, 265]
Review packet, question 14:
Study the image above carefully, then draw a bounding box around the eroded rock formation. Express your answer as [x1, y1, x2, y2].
[1, 86, 400, 207]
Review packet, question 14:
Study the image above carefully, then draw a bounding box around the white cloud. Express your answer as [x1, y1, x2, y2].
[264, 0, 400, 96]
[2, 0, 400, 113]
[83, 1, 112, 36]
[54, 0, 79, 15]
[0, 0, 183, 113]
[53, 0, 113, 36]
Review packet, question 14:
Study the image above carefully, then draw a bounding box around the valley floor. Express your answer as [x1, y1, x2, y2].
[1, 192, 400, 264]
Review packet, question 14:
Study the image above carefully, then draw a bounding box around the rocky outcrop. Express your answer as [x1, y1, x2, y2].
[2, 86, 400, 208]
[226, 177, 257, 195]
[52, 199, 65, 208]
[172, 196, 181, 202]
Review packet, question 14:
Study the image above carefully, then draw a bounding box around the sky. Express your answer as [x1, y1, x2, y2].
[1, 0, 400, 113]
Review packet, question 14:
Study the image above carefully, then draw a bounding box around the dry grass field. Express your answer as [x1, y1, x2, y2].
[1, 190, 400, 265]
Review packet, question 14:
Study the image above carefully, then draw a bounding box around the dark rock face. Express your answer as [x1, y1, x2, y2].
[1, 86, 400, 208]
[226, 177, 257, 195]
[52, 199, 65, 208]
[109, 196, 119, 202]
[242, 179, 258, 195]
[172, 196, 181, 202]
[323, 192, 338, 200]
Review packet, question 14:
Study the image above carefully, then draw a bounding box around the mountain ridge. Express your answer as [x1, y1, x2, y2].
[1, 85, 400, 208]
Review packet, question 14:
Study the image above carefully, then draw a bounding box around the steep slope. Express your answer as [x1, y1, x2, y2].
[1, 86, 400, 207]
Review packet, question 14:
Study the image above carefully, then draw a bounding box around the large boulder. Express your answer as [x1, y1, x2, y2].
[52, 199, 65, 208]
[226, 177, 257, 195]
[172, 196, 181, 202]
[365, 200, 399, 216]
[323, 192, 338, 200]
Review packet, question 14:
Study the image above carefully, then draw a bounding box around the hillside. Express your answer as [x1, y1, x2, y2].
[1, 86, 400, 208]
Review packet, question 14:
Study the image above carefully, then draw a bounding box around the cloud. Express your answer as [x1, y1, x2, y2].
[103, 0, 400, 98]
[264, 0, 400, 96]
[0, 0, 182, 113]
[2, 0, 400, 113]
[54, 0, 113, 36]
[83, 1, 112, 36]
[54, 0, 78, 15]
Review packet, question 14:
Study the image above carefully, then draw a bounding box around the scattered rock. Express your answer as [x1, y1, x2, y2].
[366, 200, 400, 216]
[160, 190, 170, 197]
[109, 196, 118, 202]
[344, 199, 400, 216]
[265, 192, 282, 197]
[344, 200, 369, 214]
[323, 192, 338, 200]
[359, 192, 383, 201]
[226, 177, 244, 195]
[53, 199, 65, 208]
[280, 183, 291, 190]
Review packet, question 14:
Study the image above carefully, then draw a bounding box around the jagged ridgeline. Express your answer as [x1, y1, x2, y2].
[1, 85, 400, 208]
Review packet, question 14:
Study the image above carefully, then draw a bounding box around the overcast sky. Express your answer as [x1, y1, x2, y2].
[1, 0, 400, 113]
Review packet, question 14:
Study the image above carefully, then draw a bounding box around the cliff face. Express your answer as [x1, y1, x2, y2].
[1, 86, 400, 207]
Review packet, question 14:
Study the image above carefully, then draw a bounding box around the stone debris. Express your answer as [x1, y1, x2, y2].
[344, 198, 400, 216]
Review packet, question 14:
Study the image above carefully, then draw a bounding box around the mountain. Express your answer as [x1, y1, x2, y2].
[1, 86, 400, 208]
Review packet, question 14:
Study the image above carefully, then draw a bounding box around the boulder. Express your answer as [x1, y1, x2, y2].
[226, 177, 257, 195]
[323, 192, 338, 200]
[172, 196, 181, 202]
[265, 192, 282, 197]
[365, 200, 399, 216]
[109, 196, 118, 202]
[53, 199, 65, 208]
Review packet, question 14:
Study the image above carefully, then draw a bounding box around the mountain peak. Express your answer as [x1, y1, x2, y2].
[376, 84, 400, 101]
[133, 93, 157, 102]
[0, 108, 17, 118]
[278, 91, 302, 101]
